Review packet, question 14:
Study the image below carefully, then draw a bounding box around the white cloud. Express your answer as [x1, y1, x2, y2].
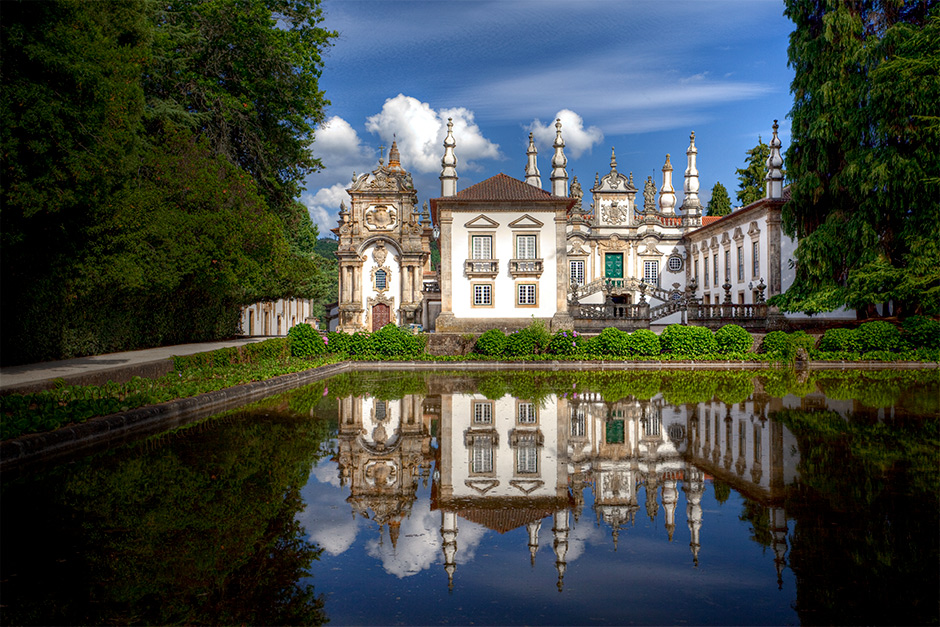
[528, 109, 604, 160]
[301, 182, 348, 237]
[365, 94, 501, 173]
[297, 459, 362, 556]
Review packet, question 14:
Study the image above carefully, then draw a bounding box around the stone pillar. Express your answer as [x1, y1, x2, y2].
[550, 210, 573, 331]
[767, 212, 782, 298]
[436, 210, 457, 331]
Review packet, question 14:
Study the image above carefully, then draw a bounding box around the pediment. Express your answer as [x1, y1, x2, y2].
[508, 214, 544, 229]
[465, 479, 499, 495]
[464, 214, 500, 229]
[509, 479, 544, 495]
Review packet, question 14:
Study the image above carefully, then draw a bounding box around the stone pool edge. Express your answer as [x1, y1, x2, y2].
[2, 358, 936, 473]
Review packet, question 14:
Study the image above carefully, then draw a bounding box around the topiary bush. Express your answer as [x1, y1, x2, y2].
[547, 330, 582, 356]
[597, 327, 630, 357]
[288, 323, 326, 358]
[818, 328, 862, 353]
[325, 331, 349, 354]
[660, 324, 717, 357]
[902, 315, 940, 350]
[475, 329, 508, 356]
[788, 330, 817, 354]
[857, 320, 903, 352]
[505, 328, 539, 356]
[345, 331, 371, 356]
[714, 324, 753, 354]
[577, 335, 601, 357]
[759, 331, 792, 356]
[367, 323, 424, 358]
[625, 329, 661, 356]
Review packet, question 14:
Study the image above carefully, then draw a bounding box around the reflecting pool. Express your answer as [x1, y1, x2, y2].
[2, 370, 938, 625]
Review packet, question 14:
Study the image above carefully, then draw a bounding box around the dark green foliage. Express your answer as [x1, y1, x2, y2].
[819, 328, 863, 353]
[856, 320, 903, 352]
[475, 329, 508, 356]
[788, 330, 817, 354]
[759, 331, 792, 356]
[505, 328, 539, 357]
[735, 138, 770, 206]
[625, 329, 661, 356]
[596, 327, 630, 357]
[902, 316, 940, 349]
[715, 324, 754, 354]
[713, 480, 731, 504]
[706, 181, 732, 217]
[659, 324, 718, 357]
[366, 324, 424, 358]
[547, 330, 582, 356]
[576, 335, 601, 356]
[287, 323, 325, 358]
[325, 331, 348, 354]
[777, 4, 940, 316]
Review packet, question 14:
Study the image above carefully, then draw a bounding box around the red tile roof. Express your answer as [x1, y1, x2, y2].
[702, 215, 723, 225]
[454, 173, 555, 201]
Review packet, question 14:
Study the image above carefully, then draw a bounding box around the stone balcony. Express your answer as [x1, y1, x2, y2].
[464, 259, 499, 278]
[508, 258, 543, 278]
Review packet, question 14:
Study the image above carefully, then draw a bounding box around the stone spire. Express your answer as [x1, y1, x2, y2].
[662, 477, 678, 542]
[524, 132, 541, 188]
[659, 153, 676, 214]
[441, 510, 458, 591]
[388, 140, 402, 171]
[527, 519, 542, 566]
[552, 509, 569, 592]
[765, 120, 784, 199]
[609, 147, 618, 172]
[440, 118, 458, 197]
[681, 131, 702, 215]
[550, 119, 568, 197]
[684, 467, 705, 567]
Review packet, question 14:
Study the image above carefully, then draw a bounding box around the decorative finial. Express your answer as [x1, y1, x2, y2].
[610, 147, 617, 171]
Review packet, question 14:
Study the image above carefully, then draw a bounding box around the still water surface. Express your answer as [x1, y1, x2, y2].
[2, 370, 938, 625]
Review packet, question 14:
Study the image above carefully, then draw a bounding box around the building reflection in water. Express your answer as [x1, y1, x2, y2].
[332, 385, 804, 591]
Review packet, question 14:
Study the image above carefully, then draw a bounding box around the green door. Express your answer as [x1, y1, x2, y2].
[605, 253, 623, 278]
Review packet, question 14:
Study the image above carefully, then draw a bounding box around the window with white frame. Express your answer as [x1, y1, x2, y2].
[571, 408, 585, 437]
[473, 401, 492, 424]
[473, 283, 492, 307]
[471, 235, 492, 259]
[517, 283, 536, 306]
[704, 257, 709, 287]
[724, 249, 731, 282]
[570, 260, 585, 285]
[752, 241, 760, 278]
[694, 258, 699, 283]
[515, 234, 537, 259]
[517, 402, 537, 424]
[643, 260, 659, 287]
[667, 255, 683, 272]
[471, 436, 494, 473]
[515, 436, 538, 474]
[737, 246, 744, 282]
[713, 253, 719, 286]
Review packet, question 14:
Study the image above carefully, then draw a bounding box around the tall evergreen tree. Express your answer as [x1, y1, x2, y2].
[706, 181, 733, 216]
[735, 138, 770, 206]
[776, 1, 939, 316]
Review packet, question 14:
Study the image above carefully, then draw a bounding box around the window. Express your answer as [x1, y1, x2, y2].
[704, 257, 709, 287]
[644, 260, 659, 287]
[374, 269, 387, 290]
[752, 241, 760, 278]
[571, 408, 585, 437]
[518, 402, 537, 424]
[737, 246, 744, 282]
[724, 250, 731, 282]
[694, 259, 699, 283]
[472, 283, 492, 307]
[374, 400, 387, 421]
[516, 234, 537, 259]
[570, 260, 585, 285]
[667, 255, 683, 272]
[517, 283, 537, 306]
[713, 254, 719, 286]
[471, 235, 492, 259]
[471, 436, 494, 473]
[473, 401, 492, 424]
[516, 438, 538, 474]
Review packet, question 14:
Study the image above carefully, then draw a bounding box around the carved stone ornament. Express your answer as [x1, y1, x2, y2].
[372, 242, 388, 266]
[365, 205, 397, 231]
[602, 199, 629, 225]
[598, 234, 629, 250]
[643, 176, 657, 212]
[568, 238, 589, 255]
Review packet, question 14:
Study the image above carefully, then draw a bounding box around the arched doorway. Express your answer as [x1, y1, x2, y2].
[372, 303, 390, 331]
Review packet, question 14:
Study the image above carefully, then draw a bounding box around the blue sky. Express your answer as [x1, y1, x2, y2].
[302, 0, 795, 236]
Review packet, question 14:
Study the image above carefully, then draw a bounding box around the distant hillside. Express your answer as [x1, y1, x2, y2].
[313, 238, 338, 259]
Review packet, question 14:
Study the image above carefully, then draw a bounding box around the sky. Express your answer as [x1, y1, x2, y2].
[301, 0, 796, 236]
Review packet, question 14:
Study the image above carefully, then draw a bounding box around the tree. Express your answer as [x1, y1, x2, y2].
[735, 138, 770, 206]
[706, 181, 732, 216]
[774, 2, 939, 317]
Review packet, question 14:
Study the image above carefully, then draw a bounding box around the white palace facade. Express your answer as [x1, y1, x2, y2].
[326, 118, 851, 334]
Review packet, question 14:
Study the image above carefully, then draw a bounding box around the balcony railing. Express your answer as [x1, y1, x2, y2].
[509, 258, 543, 277]
[464, 259, 499, 278]
[688, 302, 768, 320]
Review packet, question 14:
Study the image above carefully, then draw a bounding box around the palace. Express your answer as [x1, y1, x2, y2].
[326, 118, 851, 334]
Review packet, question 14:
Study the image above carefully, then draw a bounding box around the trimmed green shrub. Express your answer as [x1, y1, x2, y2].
[287, 324, 325, 358]
[625, 329, 661, 356]
[759, 331, 792, 356]
[857, 320, 902, 352]
[345, 331, 371, 356]
[788, 330, 817, 354]
[368, 324, 424, 358]
[505, 328, 539, 356]
[902, 316, 940, 349]
[660, 324, 717, 357]
[475, 329, 508, 356]
[326, 331, 349, 354]
[714, 324, 753, 354]
[577, 335, 601, 356]
[819, 328, 862, 353]
[547, 330, 582, 356]
[597, 327, 630, 357]
[526, 319, 552, 354]
[243, 337, 292, 362]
